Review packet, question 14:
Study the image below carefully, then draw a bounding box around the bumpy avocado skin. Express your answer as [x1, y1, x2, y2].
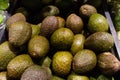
[9, 21, 32, 47]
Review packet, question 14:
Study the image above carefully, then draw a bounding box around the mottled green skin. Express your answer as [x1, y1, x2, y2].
[88, 13, 108, 33]
[52, 51, 73, 77]
[50, 28, 74, 50]
[7, 54, 34, 79]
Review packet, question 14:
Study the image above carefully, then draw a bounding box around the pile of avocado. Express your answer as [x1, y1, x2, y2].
[0, 0, 120, 80]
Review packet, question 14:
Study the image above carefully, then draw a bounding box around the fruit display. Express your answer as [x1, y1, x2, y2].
[0, 0, 120, 80]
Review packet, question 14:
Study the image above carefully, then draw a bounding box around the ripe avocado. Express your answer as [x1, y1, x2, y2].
[79, 4, 97, 17]
[97, 52, 120, 76]
[40, 16, 59, 38]
[72, 49, 97, 74]
[9, 21, 32, 47]
[85, 32, 114, 53]
[28, 35, 50, 58]
[7, 54, 34, 79]
[6, 13, 26, 30]
[21, 65, 52, 80]
[66, 13, 84, 34]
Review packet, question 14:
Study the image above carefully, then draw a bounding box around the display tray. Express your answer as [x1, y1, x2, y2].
[0, 0, 120, 79]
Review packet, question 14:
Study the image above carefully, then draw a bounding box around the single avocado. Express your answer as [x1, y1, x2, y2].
[79, 4, 97, 17]
[0, 41, 16, 71]
[85, 32, 114, 53]
[7, 54, 34, 80]
[97, 52, 120, 76]
[0, 71, 7, 80]
[66, 13, 84, 34]
[28, 35, 50, 58]
[70, 34, 85, 55]
[9, 21, 32, 47]
[52, 75, 65, 80]
[21, 65, 52, 80]
[67, 73, 89, 80]
[72, 49, 97, 74]
[50, 28, 74, 50]
[40, 16, 59, 38]
[52, 51, 73, 77]
[87, 13, 108, 33]
[31, 24, 41, 38]
[6, 13, 26, 30]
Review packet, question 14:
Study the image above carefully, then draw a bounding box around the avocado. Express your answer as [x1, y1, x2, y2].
[28, 35, 50, 58]
[8, 21, 32, 47]
[97, 52, 120, 76]
[87, 13, 108, 33]
[7, 54, 34, 79]
[70, 34, 85, 55]
[66, 13, 84, 34]
[0, 71, 7, 80]
[0, 41, 16, 71]
[40, 16, 59, 38]
[72, 49, 97, 74]
[50, 28, 74, 50]
[79, 4, 97, 17]
[52, 51, 73, 77]
[21, 65, 52, 80]
[85, 32, 114, 53]
[6, 13, 26, 30]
